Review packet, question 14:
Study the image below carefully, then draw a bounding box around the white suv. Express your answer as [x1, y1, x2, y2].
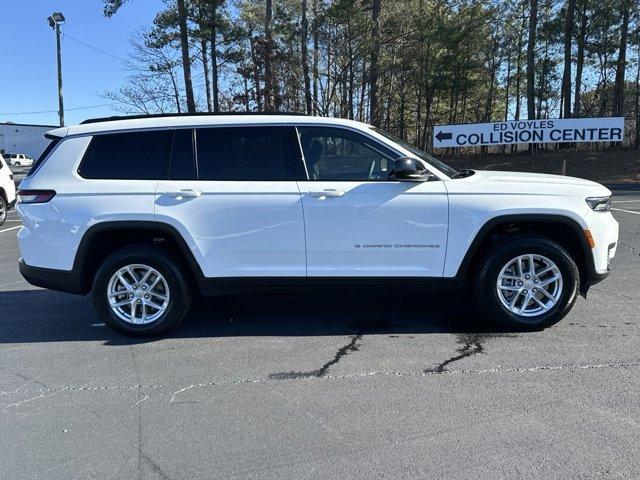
[16, 114, 619, 337]
[0, 153, 16, 226]
[6, 153, 34, 167]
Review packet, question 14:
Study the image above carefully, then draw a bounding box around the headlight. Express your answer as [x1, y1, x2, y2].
[585, 196, 611, 212]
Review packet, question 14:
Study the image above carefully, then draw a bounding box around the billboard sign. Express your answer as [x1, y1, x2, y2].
[433, 117, 625, 148]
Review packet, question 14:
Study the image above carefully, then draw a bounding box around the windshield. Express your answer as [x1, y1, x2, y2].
[371, 127, 458, 178]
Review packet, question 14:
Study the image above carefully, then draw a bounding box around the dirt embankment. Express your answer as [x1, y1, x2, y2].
[440, 149, 640, 184]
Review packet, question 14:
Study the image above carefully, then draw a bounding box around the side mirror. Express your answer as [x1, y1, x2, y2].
[389, 157, 431, 181]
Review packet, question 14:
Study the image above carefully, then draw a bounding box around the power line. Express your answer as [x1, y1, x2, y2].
[62, 32, 127, 62]
[0, 104, 115, 116]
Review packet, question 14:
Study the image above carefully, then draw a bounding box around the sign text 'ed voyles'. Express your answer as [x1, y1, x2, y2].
[433, 117, 625, 148]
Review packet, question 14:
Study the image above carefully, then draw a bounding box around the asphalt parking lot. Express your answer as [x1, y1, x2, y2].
[1, 192, 639, 479]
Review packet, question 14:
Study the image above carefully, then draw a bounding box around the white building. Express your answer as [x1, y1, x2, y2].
[0, 123, 56, 159]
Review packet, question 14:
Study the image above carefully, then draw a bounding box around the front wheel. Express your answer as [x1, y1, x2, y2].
[92, 246, 193, 337]
[474, 237, 579, 330]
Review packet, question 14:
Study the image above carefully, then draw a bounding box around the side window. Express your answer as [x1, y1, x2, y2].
[297, 127, 398, 181]
[169, 129, 196, 180]
[78, 130, 173, 180]
[195, 127, 291, 181]
[28, 139, 59, 176]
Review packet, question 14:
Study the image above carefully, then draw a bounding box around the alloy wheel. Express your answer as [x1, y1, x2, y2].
[107, 264, 170, 325]
[0, 199, 6, 223]
[496, 254, 563, 318]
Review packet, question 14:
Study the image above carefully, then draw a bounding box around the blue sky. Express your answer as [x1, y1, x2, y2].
[0, 0, 165, 126]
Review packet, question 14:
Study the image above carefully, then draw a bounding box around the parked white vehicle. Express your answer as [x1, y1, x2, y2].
[16, 114, 619, 336]
[0, 153, 17, 226]
[5, 153, 34, 167]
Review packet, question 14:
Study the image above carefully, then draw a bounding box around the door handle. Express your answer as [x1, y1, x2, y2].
[308, 189, 345, 198]
[163, 189, 202, 199]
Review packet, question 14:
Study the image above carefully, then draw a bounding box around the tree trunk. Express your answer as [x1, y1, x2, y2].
[209, 0, 220, 112]
[504, 54, 511, 121]
[613, 0, 631, 117]
[177, 0, 196, 113]
[170, 69, 181, 113]
[359, 59, 367, 121]
[561, 0, 576, 119]
[243, 75, 250, 112]
[347, 21, 355, 119]
[635, 46, 640, 150]
[264, 0, 274, 111]
[312, 0, 319, 115]
[249, 35, 263, 111]
[368, 0, 381, 126]
[301, 0, 313, 114]
[573, 1, 587, 118]
[526, 0, 537, 122]
[201, 38, 212, 112]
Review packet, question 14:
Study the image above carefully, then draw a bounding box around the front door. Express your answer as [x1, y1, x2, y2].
[155, 126, 306, 280]
[295, 126, 448, 279]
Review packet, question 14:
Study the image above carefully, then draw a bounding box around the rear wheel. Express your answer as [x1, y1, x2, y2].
[92, 246, 193, 337]
[474, 237, 579, 330]
[0, 196, 7, 226]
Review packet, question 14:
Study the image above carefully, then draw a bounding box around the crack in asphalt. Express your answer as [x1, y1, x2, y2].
[424, 335, 485, 373]
[267, 334, 363, 380]
[7, 361, 640, 410]
[4, 361, 640, 410]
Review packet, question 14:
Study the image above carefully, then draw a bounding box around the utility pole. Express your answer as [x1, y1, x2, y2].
[47, 12, 65, 127]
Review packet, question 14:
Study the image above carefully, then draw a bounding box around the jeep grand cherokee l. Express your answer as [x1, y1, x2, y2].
[15, 114, 619, 336]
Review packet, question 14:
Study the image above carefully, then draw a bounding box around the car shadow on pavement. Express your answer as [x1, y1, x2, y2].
[0, 288, 510, 345]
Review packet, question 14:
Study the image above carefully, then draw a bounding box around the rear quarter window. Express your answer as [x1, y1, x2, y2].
[28, 139, 60, 176]
[78, 130, 173, 180]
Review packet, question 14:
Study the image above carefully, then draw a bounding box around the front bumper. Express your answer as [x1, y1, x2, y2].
[19, 258, 86, 295]
[585, 211, 619, 274]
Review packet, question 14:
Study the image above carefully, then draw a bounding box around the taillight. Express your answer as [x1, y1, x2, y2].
[16, 189, 56, 204]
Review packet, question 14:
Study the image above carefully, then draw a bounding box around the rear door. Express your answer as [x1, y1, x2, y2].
[155, 126, 306, 280]
[294, 126, 448, 279]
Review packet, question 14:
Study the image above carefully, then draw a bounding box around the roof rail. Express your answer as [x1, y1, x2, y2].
[80, 111, 309, 125]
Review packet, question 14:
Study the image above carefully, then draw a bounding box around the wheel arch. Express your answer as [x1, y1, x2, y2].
[74, 221, 204, 293]
[455, 214, 594, 294]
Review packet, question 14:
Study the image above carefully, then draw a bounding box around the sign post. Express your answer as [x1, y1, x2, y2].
[433, 117, 625, 149]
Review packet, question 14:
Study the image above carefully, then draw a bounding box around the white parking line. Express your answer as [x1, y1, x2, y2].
[0, 225, 21, 233]
[612, 208, 640, 215]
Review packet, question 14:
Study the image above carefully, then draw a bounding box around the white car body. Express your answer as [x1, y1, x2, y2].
[7, 153, 33, 167]
[0, 153, 17, 221]
[14, 114, 619, 334]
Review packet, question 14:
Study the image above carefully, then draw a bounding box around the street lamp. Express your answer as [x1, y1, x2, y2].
[47, 12, 66, 127]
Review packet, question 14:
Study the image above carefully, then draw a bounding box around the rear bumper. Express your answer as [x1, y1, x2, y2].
[7, 199, 16, 210]
[19, 258, 86, 295]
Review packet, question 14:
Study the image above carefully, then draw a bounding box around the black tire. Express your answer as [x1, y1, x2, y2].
[0, 195, 7, 226]
[92, 246, 193, 337]
[474, 236, 579, 331]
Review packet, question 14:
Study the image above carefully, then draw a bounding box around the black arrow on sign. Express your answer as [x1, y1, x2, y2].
[435, 130, 453, 142]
